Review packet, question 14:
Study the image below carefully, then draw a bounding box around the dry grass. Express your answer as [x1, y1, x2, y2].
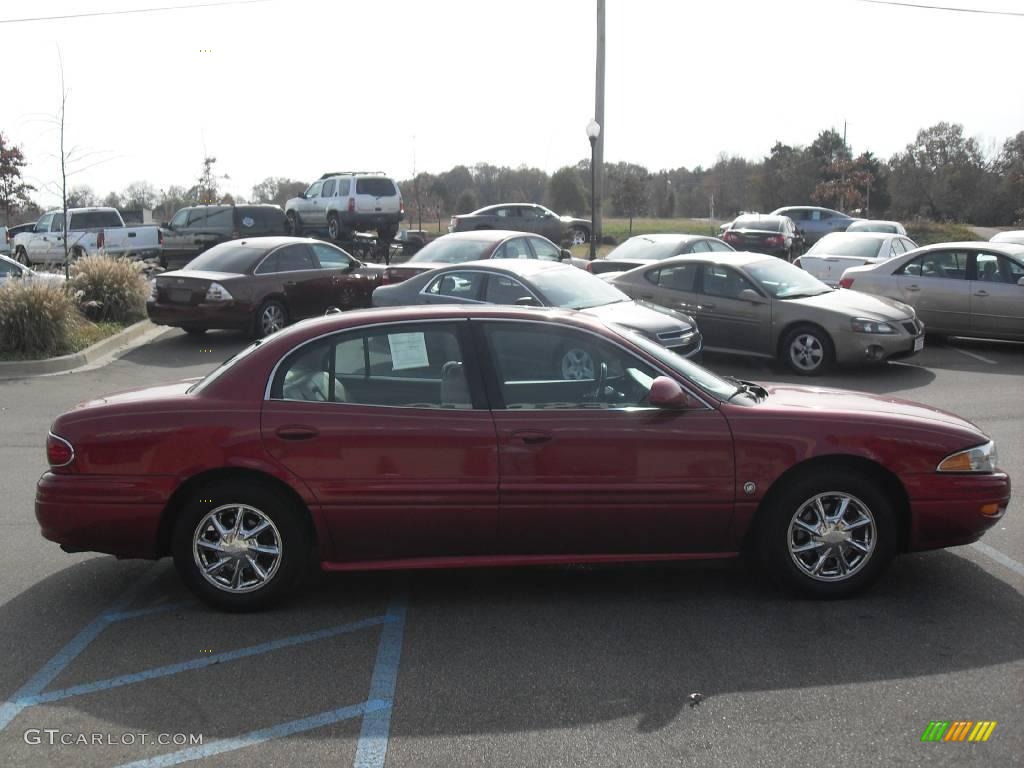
[70, 255, 148, 323]
[0, 280, 79, 357]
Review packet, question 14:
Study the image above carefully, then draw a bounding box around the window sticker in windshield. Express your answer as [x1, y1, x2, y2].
[388, 332, 429, 370]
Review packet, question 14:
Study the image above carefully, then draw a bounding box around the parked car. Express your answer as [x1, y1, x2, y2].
[990, 230, 1024, 246]
[373, 259, 702, 362]
[160, 204, 288, 271]
[611, 252, 923, 374]
[772, 206, 858, 246]
[795, 232, 918, 287]
[11, 207, 162, 266]
[449, 203, 591, 246]
[284, 172, 403, 244]
[846, 219, 907, 236]
[0, 252, 66, 285]
[35, 303, 1008, 610]
[146, 236, 383, 338]
[839, 242, 1024, 341]
[721, 214, 803, 261]
[570, 233, 734, 276]
[381, 230, 571, 285]
[3, 222, 34, 256]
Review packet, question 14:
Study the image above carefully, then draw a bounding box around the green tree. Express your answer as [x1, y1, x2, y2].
[66, 185, 98, 207]
[0, 133, 34, 226]
[609, 164, 649, 234]
[995, 131, 1024, 223]
[546, 166, 586, 215]
[455, 189, 478, 214]
[251, 177, 307, 207]
[120, 181, 158, 210]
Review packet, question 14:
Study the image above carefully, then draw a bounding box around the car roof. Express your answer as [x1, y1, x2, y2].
[816, 231, 893, 242]
[771, 205, 844, 214]
[431, 229, 536, 243]
[436, 259, 571, 277]
[623, 233, 711, 243]
[916, 241, 1024, 256]
[651, 251, 776, 268]
[216, 236, 330, 250]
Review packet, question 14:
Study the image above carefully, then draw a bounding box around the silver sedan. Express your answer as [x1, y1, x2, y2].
[611, 252, 923, 375]
[796, 231, 918, 287]
[839, 241, 1024, 341]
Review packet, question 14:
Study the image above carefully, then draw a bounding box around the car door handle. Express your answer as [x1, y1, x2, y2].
[699, 303, 715, 311]
[284, 280, 297, 287]
[194, 239, 205, 244]
[638, 294, 654, 300]
[511, 430, 552, 445]
[974, 290, 989, 297]
[275, 425, 319, 441]
[905, 285, 920, 292]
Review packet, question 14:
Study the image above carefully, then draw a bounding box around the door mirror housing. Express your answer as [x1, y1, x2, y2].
[739, 288, 766, 304]
[648, 376, 699, 409]
[559, 248, 572, 261]
[1017, 276, 1024, 287]
[161, 221, 171, 229]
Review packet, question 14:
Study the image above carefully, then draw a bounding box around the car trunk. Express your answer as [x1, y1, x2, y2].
[728, 230, 783, 251]
[155, 270, 237, 304]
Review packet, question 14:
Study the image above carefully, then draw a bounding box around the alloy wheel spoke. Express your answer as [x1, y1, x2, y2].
[846, 538, 871, 554]
[205, 557, 230, 575]
[813, 498, 828, 525]
[246, 555, 268, 582]
[793, 518, 819, 536]
[211, 516, 230, 539]
[243, 520, 271, 540]
[845, 514, 871, 531]
[792, 540, 823, 554]
[836, 549, 851, 575]
[810, 551, 829, 575]
[251, 544, 279, 556]
[231, 508, 244, 536]
[230, 559, 244, 589]
[197, 539, 223, 552]
[829, 496, 850, 524]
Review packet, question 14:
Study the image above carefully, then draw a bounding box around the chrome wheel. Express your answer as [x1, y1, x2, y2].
[260, 303, 286, 335]
[570, 228, 588, 246]
[788, 492, 876, 582]
[788, 332, 825, 372]
[328, 216, 339, 240]
[560, 348, 595, 380]
[193, 504, 283, 594]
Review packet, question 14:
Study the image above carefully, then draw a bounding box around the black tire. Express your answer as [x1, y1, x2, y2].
[327, 213, 341, 241]
[253, 299, 288, 338]
[756, 469, 897, 598]
[376, 224, 398, 244]
[171, 479, 310, 611]
[781, 324, 833, 376]
[553, 343, 600, 381]
[182, 325, 207, 336]
[14, 247, 29, 266]
[287, 212, 302, 236]
[70, 247, 85, 262]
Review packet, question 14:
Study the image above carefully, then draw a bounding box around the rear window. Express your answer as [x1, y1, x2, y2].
[733, 216, 782, 232]
[605, 236, 681, 262]
[237, 207, 287, 232]
[69, 210, 123, 229]
[808, 237, 884, 258]
[409, 238, 494, 264]
[183, 244, 264, 273]
[356, 178, 397, 197]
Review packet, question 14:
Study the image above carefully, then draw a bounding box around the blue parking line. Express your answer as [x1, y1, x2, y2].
[354, 591, 408, 768]
[115, 700, 389, 768]
[19, 615, 393, 708]
[0, 566, 162, 731]
[104, 601, 194, 622]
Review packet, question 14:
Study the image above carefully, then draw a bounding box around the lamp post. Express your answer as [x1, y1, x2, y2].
[586, 118, 601, 261]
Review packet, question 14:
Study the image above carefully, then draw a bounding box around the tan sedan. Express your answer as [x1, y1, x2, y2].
[611, 252, 924, 375]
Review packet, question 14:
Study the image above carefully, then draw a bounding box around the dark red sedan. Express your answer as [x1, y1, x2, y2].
[36, 306, 1009, 610]
[147, 236, 383, 337]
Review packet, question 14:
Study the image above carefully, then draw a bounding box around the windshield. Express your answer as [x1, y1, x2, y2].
[745, 258, 832, 298]
[733, 216, 782, 232]
[184, 244, 264, 273]
[808, 237, 884, 258]
[613, 325, 740, 402]
[409, 238, 494, 264]
[848, 221, 896, 233]
[604, 236, 680, 262]
[530, 267, 631, 309]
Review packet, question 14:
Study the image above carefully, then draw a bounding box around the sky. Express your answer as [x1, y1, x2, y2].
[2, 0, 1023, 208]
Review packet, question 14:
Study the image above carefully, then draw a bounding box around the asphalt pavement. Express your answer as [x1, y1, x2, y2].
[0, 328, 1021, 768]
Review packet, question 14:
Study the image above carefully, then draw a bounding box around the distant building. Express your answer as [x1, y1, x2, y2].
[121, 208, 154, 225]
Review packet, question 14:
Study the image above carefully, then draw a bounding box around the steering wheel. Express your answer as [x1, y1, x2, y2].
[591, 361, 608, 403]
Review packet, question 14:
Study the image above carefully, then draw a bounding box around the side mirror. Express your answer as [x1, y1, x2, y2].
[161, 222, 171, 229]
[648, 376, 699, 409]
[739, 288, 766, 304]
[559, 249, 572, 261]
[297, 193, 306, 199]
[1018, 276, 1024, 287]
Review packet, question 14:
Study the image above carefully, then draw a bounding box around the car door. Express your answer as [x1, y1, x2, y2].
[308, 241, 371, 310]
[476, 319, 735, 555]
[299, 180, 325, 226]
[161, 209, 191, 267]
[274, 243, 334, 318]
[970, 252, 1024, 339]
[635, 261, 702, 315]
[893, 249, 971, 333]
[260, 321, 498, 561]
[421, 269, 487, 304]
[26, 214, 54, 263]
[696, 263, 772, 353]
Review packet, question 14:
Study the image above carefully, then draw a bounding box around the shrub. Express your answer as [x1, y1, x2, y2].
[69, 255, 148, 323]
[0, 280, 78, 356]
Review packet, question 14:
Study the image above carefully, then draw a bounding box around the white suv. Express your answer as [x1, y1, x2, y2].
[285, 172, 404, 243]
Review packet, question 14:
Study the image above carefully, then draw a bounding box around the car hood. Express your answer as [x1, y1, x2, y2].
[784, 289, 914, 320]
[761, 383, 984, 434]
[579, 299, 695, 334]
[559, 216, 590, 227]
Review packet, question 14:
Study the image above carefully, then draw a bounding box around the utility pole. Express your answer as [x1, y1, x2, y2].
[593, 0, 605, 247]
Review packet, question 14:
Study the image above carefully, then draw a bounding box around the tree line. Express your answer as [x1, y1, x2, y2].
[2, 122, 1021, 229]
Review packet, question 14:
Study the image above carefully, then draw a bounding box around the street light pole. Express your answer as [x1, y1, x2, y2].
[586, 119, 601, 261]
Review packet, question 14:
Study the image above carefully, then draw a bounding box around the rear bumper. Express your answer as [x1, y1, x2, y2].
[336, 211, 404, 229]
[147, 300, 252, 331]
[904, 472, 1010, 550]
[35, 472, 177, 558]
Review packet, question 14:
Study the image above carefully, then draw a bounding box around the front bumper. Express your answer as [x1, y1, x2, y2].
[834, 321, 924, 365]
[35, 472, 177, 558]
[903, 471, 1010, 550]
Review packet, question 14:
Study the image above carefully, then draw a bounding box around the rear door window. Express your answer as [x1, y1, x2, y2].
[426, 271, 485, 300]
[484, 274, 536, 304]
[276, 244, 316, 271]
[494, 238, 533, 259]
[653, 263, 698, 292]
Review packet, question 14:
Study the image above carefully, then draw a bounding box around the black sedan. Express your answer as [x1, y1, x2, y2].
[571, 233, 734, 276]
[372, 259, 702, 366]
[721, 214, 802, 261]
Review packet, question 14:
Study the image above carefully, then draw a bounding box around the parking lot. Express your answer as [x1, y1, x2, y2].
[0, 330, 1021, 767]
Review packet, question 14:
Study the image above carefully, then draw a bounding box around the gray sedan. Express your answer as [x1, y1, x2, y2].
[373, 259, 703, 366]
[448, 204, 591, 245]
[796, 231, 918, 287]
[839, 241, 1024, 341]
[772, 206, 858, 245]
[570, 233, 734, 276]
[611, 252, 923, 375]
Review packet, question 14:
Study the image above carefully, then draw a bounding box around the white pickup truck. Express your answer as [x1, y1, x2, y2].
[11, 207, 162, 266]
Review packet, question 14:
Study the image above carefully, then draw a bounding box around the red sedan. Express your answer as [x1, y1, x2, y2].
[36, 306, 1009, 610]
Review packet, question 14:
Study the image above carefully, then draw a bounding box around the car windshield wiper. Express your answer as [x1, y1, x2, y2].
[723, 376, 767, 403]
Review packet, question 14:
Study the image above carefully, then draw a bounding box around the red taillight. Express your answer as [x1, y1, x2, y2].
[793, 257, 803, 268]
[231, 230, 240, 239]
[46, 432, 74, 468]
[381, 269, 395, 285]
[723, 231, 738, 242]
[348, 197, 355, 213]
[96, 231, 105, 249]
[766, 235, 783, 245]
[839, 277, 854, 289]
[585, 261, 594, 272]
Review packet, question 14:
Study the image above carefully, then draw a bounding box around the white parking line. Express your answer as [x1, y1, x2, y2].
[948, 346, 998, 365]
[971, 542, 1024, 579]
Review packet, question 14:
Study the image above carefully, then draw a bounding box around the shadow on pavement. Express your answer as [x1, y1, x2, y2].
[114, 329, 251, 372]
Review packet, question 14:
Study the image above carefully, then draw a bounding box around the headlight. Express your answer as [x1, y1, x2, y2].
[937, 441, 998, 473]
[204, 282, 233, 302]
[851, 317, 895, 334]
